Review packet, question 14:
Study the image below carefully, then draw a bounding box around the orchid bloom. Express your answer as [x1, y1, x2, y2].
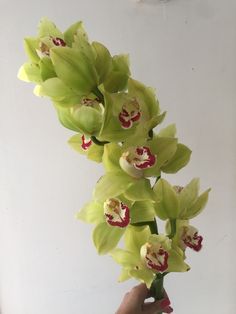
[153, 178, 211, 220]
[166, 220, 204, 255]
[76, 195, 155, 255]
[111, 226, 189, 288]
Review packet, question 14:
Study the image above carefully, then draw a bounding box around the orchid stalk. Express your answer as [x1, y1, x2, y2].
[18, 18, 211, 311]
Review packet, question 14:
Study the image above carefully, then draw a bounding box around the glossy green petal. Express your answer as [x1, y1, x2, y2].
[18, 63, 42, 83]
[179, 178, 200, 216]
[124, 178, 155, 201]
[110, 248, 139, 267]
[93, 171, 135, 201]
[143, 137, 177, 177]
[55, 106, 82, 132]
[92, 41, 112, 84]
[50, 47, 98, 94]
[158, 124, 176, 138]
[118, 269, 132, 282]
[63, 21, 84, 47]
[124, 225, 150, 257]
[99, 92, 138, 142]
[37, 77, 82, 106]
[72, 26, 95, 62]
[93, 222, 125, 254]
[102, 143, 123, 172]
[38, 17, 63, 38]
[130, 201, 155, 224]
[76, 201, 104, 224]
[103, 54, 130, 92]
[128, 78, 159, 118]
[68, 134, 104, 163]
[167, 249, 190, 272]
[23, 37, 40, 63]
[153, 178, 180, 220]
[161, 143, 192, 174]
[71, 105, 103, 135]
[39, 57, 57, 81]
[129, 269, 155, 288]
[183, 188, 211, 219]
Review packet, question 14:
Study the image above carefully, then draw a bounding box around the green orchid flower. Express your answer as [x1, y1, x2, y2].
[77, 195, 155, 255]
[166, 220, 203, 256]
[102, 137, 178, 180]
[153, 178, 211, 220]
[68, 133, 104, 163]
[99, 78, 165, 142]
[111, 226, 189, 288]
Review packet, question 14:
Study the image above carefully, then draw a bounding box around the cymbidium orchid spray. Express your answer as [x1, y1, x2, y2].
[18, 18, 210, 313]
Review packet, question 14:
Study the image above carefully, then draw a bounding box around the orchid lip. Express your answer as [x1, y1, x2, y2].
[144, 244, 169, 273]
[118, 98, 141, 129]
[133, 146, 156, 169]
[81, 135, 92, 151]
[181, 226, 203, 252]
[104, 198, 130, 228]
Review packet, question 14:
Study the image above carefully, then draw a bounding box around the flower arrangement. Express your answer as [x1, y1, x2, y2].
[18, 18, 210, 312]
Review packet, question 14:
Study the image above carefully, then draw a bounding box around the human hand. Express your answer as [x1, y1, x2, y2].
[116, 283, 173, 314]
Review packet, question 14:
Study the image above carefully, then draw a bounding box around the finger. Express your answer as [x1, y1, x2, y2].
[143, 298, 171, 314]
[128, 283, 149, 304]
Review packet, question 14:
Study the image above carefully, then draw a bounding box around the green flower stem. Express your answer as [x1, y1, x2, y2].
[168, 219, 177, 239]
[91, 136, 109, 146]
[150, 273, 165, 314]
[149, 218, 158, 235]
[93, 87, 104, 104]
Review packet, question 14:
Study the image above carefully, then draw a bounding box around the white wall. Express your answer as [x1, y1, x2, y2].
[0, 0, 235, 313]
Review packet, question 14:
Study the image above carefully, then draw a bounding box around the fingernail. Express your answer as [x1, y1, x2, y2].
[166, 306, 173, 313]
[160, 298, 170, 308]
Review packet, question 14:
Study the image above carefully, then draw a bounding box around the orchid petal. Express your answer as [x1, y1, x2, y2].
[93, 222, 125, 254]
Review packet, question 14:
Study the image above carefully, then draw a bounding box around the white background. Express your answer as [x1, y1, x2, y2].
[0, 0, 235, 313]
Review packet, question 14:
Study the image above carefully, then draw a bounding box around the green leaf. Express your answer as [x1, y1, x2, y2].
[183, 188, 211, 219]
[93, 171, 135, 201]
[92, 41, 112, 84]
[93, 222, 125, 254]
[50, 47, 98, 94]
[17, 63, 42, 83]
[130, 201, 155, 224]
[153, 178, 180, 220]
[76, 201, 104, 224]
[161, 143, 192, 173]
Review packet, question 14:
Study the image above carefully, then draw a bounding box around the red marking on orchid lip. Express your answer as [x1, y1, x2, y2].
[52, 37, 66, 46]
[104, 200, 130, 228]
[183, 232, 203, 252]
[146, 248, 169, 272]
[133, 146, 156, 169]
[81, 135, 92, 151]
[118, 101, 141, 129]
